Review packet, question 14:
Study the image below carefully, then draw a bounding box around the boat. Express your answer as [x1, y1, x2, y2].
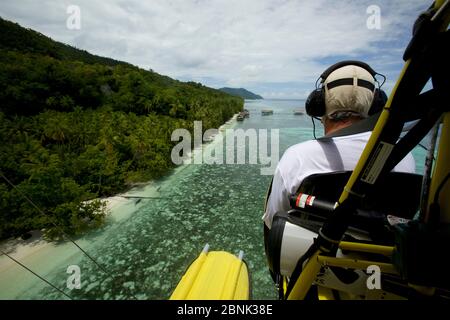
[293, 109, 304, 115]
[261, 109, 273, 116]
[243, 109, 250, 118]
[237, 113, 245, 121]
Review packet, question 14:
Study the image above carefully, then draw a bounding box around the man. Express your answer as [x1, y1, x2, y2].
[263, 61, 416, 229]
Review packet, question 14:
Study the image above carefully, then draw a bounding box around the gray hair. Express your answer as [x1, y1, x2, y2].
[324, 110, 364, 121]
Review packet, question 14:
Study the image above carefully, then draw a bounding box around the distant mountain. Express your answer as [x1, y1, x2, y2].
[219, 87, 263, 100]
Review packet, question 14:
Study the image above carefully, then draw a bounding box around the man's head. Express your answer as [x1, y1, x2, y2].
[305, 60, 387, 135]
[322, 64, 375, 134]
[323, 64, 375, 120]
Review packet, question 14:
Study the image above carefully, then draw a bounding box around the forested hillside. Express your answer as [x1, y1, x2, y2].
[219, 87, 263, 100]
[0, 18, 243, 239]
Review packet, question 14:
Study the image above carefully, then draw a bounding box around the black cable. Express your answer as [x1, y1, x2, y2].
[418, 143, 431, 152]
[311, 117, 318, 139]
[1, 249, 73, 300]
[416, 143, 436, 161]
[1, 173, 106, 272]
[375, 72, 387, 87]
[0, 172, 139, 300]
[314, 76, 321, 89]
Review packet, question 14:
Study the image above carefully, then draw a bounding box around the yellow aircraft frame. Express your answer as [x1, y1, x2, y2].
[286, 0, 450, 300]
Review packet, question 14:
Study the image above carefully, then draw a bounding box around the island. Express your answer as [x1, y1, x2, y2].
[219, 88, 263, 100]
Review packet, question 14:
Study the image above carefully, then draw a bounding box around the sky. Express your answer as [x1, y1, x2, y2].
[0, 0, 429, 99]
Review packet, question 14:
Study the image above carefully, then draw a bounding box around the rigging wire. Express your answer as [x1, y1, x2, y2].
[0, 172, 139, 300]
[0, 249, 73, 300]
[1, 172, 106, 272]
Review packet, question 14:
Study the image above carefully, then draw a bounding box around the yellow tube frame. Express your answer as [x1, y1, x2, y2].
[286, 111, 450, 299]
[317, 256, 398, 275]
[286, 241, 398, 299]
[286, 56, 411, 299]
[286, 1, 449, 299]
[339, 241, 394, 256]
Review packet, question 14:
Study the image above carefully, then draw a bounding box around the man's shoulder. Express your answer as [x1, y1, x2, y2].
[278, 139, 324, 170]
[285, 132, 371, 153]
[284, 139, 323, 155]
[279, 132, 372, 170]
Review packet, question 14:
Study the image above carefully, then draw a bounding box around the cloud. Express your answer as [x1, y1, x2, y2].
[0, 0, 428, 98]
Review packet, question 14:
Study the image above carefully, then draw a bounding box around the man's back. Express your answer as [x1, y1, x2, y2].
[263, 61, 418, 229]
[263, 131, 416, 228]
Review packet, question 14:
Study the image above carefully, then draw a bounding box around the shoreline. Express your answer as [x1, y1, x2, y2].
[0, 190, 150, 299]
[0, 195, 130, 287]
[0, 112, 240, 299]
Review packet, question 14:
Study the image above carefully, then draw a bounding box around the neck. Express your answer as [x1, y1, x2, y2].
[323, 117, 360, 135]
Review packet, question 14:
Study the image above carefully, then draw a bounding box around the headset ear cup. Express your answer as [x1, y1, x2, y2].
[368, 89, 388, 115]
[305, 88, 326, 117]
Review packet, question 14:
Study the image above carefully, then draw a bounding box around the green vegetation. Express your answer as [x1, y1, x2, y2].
[0, 18, 243, 240]
[219, 87, 263, 100]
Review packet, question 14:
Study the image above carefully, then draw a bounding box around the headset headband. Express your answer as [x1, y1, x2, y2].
[320, 60, 378, 80]
[305, 60, 388, 120]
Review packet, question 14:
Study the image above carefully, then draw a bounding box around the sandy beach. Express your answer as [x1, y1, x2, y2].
[0, 195, 132, 299]
[0, 195, 127, 259]
[0, 114, 239, 299]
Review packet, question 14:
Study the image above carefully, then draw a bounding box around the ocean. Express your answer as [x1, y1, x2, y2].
[0, 99, 428, 300]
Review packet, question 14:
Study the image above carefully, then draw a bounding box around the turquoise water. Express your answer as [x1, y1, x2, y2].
[1, 99, 428, 300]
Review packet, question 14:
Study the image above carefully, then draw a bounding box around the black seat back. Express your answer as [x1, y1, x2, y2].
[297, 171, 423, 219]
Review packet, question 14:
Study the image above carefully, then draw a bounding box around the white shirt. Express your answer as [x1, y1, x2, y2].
[263, 131, 416, 228]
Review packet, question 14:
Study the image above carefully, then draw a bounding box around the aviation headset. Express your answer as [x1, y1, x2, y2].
[305, 60, 388, 118]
